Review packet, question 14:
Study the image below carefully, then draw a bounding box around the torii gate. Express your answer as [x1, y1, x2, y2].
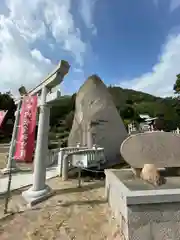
[3, 60, 70, 204]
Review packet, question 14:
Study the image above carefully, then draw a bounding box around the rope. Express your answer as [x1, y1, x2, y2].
[79, 167, 104, 173]
[68, 166, 104, 173]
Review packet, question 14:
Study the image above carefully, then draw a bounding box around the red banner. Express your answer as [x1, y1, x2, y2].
[0, 110, 7, 128]
[14, 95, 38, 163]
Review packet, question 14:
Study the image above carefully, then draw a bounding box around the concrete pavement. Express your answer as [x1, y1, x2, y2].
[0, 166, 58, 195]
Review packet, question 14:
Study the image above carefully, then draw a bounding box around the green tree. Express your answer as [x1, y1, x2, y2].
[126, 99, 133, 105]
[173, 74, 180, 94]
[65, 111, 74, 130]
[0, 92, 16, 142]
[120, 106, 135, 119]
[120, 99, 141, 123]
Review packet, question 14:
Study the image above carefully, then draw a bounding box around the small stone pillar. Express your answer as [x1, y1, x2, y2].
[87, 130, 93, 148]
[177, 127, 180, 134]
[62, 154, 69, 181]
[58, 149, 64, 177]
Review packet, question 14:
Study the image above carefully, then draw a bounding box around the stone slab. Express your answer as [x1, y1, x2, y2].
[113, 169, 180, 191]
[105, 169, 180, 205]
[120, 131, 180, 168]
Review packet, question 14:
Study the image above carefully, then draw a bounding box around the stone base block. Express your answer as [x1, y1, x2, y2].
[22, 185, 53, 206]
[105, 169, 180, 240]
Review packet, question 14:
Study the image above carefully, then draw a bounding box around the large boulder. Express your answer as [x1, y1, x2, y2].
[68, 75, 127, 167]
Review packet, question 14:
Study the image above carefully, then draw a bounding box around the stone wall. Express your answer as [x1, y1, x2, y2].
[128, 203, 180, 239]
[105, 170, 129, 239]
[105, 169, 180, 240]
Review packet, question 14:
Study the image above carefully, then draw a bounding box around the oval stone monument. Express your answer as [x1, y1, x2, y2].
[68, 75, 127, 167]
[120, 131, 180, 168]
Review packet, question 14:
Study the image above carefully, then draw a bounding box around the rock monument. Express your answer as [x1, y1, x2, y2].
[120, 131, 180, 185]
[68, 75, 127, 167]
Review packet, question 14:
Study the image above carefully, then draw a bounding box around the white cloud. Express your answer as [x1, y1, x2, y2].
[0, 15, 53, 94]
[43, 0, 86, 66]
[73, 68, 83, 73]
[153, 0, 180, 12]
[0, 0, 87, 95]
[79, 0, 97, 35]
[153, 0, 159, 8]
[5, 0, 46, 42]
[170, 0, 180, 12]
[119, 34, 180, 97]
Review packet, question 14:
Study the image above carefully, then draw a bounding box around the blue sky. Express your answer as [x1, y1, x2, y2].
[0, 0, 180, 97]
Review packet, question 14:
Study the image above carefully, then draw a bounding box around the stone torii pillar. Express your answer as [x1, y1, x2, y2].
[20, 60, 70, 205]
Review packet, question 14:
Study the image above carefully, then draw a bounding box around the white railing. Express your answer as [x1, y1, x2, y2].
[57, 144, 88, 176]
[61, 146, 106, 181]
[128, 123, 180, 135]
[172, 128, 180, 134]
[128, 122, 137, 134]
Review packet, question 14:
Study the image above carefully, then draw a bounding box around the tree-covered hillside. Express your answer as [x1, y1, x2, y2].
[48, 86, 180, 147]
[109, 86, 180, 131]
[0, 84, 180, 146]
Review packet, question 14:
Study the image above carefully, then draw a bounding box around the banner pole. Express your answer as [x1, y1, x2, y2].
[4, 99, 22, 214]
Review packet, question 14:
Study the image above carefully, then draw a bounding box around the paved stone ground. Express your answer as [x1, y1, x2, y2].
[0, 154, 33, 178]
[0, 154, 7, 170]
[0, 178, 121, 240]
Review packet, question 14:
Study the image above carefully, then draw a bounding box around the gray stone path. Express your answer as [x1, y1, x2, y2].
[0, 167, 58, 195]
